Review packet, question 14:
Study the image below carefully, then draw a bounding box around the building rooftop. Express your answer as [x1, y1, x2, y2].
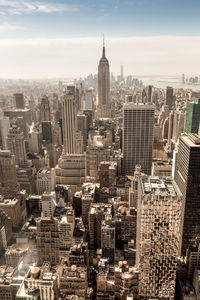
[141, 176, 181, 197]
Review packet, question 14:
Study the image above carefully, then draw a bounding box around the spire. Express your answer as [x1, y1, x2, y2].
[102, 35, 105, 58]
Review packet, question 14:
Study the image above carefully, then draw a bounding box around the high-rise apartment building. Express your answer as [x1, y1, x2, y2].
[174, 133, 200, 255]
[136, 176, 182, 300]
[166, 86, 174, 110]
[185, 98, 200, 134]
[14, 93, 25, 109]
[7, 125, 27, 167]
[98, 39, 110, 118]
[122, 103, 155, 175]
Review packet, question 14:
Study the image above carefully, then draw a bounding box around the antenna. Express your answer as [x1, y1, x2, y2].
[103, 34, 105, 47]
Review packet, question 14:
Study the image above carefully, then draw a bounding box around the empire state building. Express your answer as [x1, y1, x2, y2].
[98, 38, 110, 118]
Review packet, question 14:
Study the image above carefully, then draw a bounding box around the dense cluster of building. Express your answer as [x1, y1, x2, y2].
[0, 41, 199, 300]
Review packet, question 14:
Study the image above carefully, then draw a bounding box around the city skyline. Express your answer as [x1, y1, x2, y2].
[0, 0, 200, 78]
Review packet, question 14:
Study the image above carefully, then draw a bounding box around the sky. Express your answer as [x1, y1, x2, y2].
[0, 0, 200, 78]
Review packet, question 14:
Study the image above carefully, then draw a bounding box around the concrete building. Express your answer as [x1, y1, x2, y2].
[7, 125, 27, 167]
[98, 38, 111, 118]
[123, 103, 155, 175]
[175, 134, 200, 255]
[36, 168, 55, 195]
[136, 176, 182, 300]
[185, 98, 200, 134]
[36, 217, 60, 265]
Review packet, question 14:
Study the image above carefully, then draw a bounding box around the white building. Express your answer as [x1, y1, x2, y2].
[36, 168, 55, 195]
[42, 191, 56, 217]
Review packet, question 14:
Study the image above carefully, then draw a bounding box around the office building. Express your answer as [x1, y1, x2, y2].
[175, 133, 200, 255]
[185, 98, 200, 134]
[98, 38, 111, 118]
[136, 176, 182, 299]
[123, 103, 155, 175]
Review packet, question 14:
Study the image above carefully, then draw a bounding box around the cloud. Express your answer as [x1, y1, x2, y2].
[0, 0, 77, 15]
[0, 23, 25, 32]
[0, 36, 199, 78]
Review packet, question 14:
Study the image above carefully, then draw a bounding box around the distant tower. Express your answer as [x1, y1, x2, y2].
[41, 95, 50, 122]
[98, 36, 110, 118]
[120, 65, 124, 81]
[123, 103, 155, 175]
[165, 86, 174, 111]
[14, 93, 25, 109]
[174, 133, 200, 255]
[6, 125, 27, 167]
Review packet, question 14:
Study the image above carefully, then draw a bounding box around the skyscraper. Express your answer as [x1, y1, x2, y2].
[185, 98, 200, 134]
[166, 86, 174, 110]
[98, 37, 110, 118]
[62, 89, 77, 154]
[55, 88, 86, 185]
[174, 133, 200, 255]
[122, 103, 155, 175]
[136, 175, 182, 299]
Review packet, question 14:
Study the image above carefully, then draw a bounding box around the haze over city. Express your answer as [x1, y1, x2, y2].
[0, 0, 200, 78]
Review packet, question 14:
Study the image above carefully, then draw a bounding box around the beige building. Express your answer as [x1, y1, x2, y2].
[136, 176, 182, 300]
[59, 264, 88, 298]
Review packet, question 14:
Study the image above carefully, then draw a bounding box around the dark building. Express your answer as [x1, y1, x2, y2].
[175, 133, 200, 255]
[14, 93, 25, 109]
[166, 86, 174, 110]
